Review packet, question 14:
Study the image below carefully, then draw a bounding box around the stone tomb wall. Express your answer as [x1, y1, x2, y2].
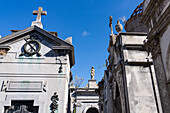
[0, 35, 71, 113]
[125, 66, 158, 113]
[121, 34, 162, 113]
[160, 24, 170, 79]
[0, 76, 69, 113]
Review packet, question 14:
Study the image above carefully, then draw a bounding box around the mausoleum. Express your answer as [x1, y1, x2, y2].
[0, 7, 75, 113]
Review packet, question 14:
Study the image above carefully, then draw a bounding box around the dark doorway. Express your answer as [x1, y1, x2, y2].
[4, 100, 39, 113]
[86, 108, 99, 113]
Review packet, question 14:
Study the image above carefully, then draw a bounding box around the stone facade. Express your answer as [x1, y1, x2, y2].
[97, 32, 162, 113]
[141, 0, 170, 113]
[95, 78, 104, 113]
[70, 79, 99, 113]
[96, 1, 170, 112]
[0, 25, 75, 113]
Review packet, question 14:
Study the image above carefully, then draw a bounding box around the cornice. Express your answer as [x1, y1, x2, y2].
[147, 5, 170, 38]
[141, 0, 162, 24]
[144, 37, 161, 58]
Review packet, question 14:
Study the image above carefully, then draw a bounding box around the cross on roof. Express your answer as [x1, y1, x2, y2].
[33, 7, 47, 22]
[31, 7, 47, 29]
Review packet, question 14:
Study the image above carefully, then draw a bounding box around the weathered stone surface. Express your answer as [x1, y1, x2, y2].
[88, 80, 98, 88]
[141, 0, 170, 112]
[160, 24, 170, 78]
[121, 35, 147, 45]
[97, 32, 160, 113]
[126, 66, 158, 113]
[0, 26, 74, 113]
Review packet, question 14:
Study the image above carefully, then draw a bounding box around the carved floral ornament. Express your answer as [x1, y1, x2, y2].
[144, 37, 161, 58]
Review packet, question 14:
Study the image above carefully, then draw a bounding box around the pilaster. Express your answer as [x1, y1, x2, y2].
[144, 37, 170, 113]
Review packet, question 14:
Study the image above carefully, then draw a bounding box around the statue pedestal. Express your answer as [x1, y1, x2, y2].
[88, 80, 97, 88]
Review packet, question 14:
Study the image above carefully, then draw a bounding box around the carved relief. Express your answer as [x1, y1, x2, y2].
[144, 36, 161, 58]
[19, 34, 42, 57]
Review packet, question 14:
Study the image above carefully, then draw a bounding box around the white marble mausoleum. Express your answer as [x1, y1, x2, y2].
[0, 7, 75, 113]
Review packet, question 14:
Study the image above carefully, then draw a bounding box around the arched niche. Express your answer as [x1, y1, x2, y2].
[86, 108, 99, 113]
[83, 106, 99, 113]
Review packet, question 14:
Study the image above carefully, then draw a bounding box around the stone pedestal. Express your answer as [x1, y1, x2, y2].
[88, 80, 97, 88]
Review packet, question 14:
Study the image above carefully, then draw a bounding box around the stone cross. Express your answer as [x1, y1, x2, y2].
[31, 7, 47, 29]
[33, 7, 47, 22]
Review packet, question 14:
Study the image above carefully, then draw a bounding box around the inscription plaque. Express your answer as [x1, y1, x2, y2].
[7, 81, 43, 92]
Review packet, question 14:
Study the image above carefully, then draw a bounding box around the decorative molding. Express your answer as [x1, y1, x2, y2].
[0, 25, 75, 67]
[19, 34, 42, 57]
[142, 1, 170, 38]
[4, 81, 45, 92]
[144, 37, 161, 58]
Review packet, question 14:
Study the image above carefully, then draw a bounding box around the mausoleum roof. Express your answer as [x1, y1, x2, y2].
[0, 25, 75, 67]
[124, 1, 148, 33]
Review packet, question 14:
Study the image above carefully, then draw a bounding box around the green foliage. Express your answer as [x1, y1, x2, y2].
[73, 106, 76, 113]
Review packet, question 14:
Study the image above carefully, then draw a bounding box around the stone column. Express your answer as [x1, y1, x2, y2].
[145, 38, 170, 113]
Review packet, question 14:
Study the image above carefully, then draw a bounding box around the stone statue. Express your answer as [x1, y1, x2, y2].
[50, 92, 59, 113]
[90, 67, 95, 80]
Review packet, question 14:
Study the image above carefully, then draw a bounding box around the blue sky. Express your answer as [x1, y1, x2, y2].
[0, 0, 143, 87]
